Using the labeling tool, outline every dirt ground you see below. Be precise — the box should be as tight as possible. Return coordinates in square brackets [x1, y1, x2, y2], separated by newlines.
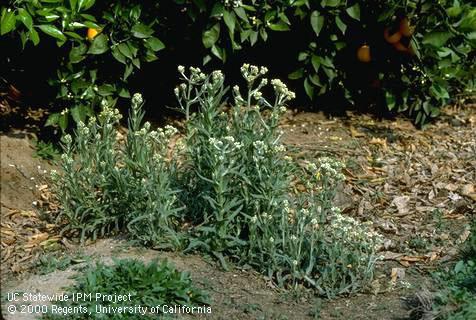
[1, 105, 475, 319]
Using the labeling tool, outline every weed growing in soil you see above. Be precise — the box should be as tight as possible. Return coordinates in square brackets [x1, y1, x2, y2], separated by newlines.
[177, 65, 382, 296]
[33, 140, 61, 161]
[51, 96, 183, 247]
[437, 222, 476, 319]
[431, 260, 476, 319]
[34, 251, 89, 275]
[43, 258, 209, 319]
[410, 222, 476, 320]
[52, 64, 383, 297]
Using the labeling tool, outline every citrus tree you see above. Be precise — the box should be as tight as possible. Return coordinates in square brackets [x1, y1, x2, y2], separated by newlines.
[1, 0, 164, 131]
[1, 0, 475, 127]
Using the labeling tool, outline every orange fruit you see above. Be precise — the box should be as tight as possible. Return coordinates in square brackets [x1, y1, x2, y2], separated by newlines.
[383, 27, 402, 44]
[357, 45, 371, 63]
[399, 17, 414, 37]
[87, 28, 100, 41]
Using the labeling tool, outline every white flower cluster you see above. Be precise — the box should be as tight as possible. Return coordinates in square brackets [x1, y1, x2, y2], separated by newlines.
[63, 134, 73, 145]
[189, 66, 206, 83]
[148, 125, 178, 142]
[270, 79, 296, 101]
[261, 212, 273, 221]
[328, 213, 383, 252]
[253, 140, 268, 154]
[134, 128, 148, 137]
[273, 144, 286, 153]
[317, 157, 346, 181]
[211, 70, 224, 83]
[99, 104, 122, 123]
[50, 169, 59, 181]
[209, 137, 223, 150]
[306, 162, 317, 172]
[132, 93, 143, 107]
[240, 64, 268, 83]
[209, 136, 243, 151]
[310, 218, 319, 230]
[61, 153, 74, 165]
[283, 199, 297, 223]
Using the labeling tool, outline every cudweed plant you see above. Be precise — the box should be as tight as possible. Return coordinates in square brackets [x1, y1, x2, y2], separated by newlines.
[177, 64, 295, 267]
[250, 158, 383, 297]
[52, 94, 183, 248]
[178, 63, 383, 296]
[52, 63, 383, 297]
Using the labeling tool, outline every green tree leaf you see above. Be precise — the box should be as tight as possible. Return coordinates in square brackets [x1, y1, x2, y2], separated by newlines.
[1, 9, 16, 35]
[311, 55, 321, 72]
[304, 77, 314, 99]
[131, 23, 154, 38]
[321, 0, 341, 7]
[58, 112, 69, 132]
[38, 24, 67, 41]
[233, 7, 248, 23]
[69, 0, 78, 12]
[310, 11, 324, 36]
[211, 44, 225, 61]
[422, 31, 452, 47]
[78, 0, 96, 11]
[118, 43, 133, 59]
[202, 23, 220, 48]
[335, 16, 346, 34]
[45, 113, 60, 127]
[88, 33, 108, 54]
[385, 92, 396, 110]
[147, 36, 165, 51]
[17, 8, 33, 30]
[123, 63, 133, 80]
[111, 47, 126, 64]
[223, 10, 236, 36]
[288, 68, 304, 80]
[29, 28, 40, 45]
[69, 42, 87, 63]
[346, 4, 360, 21]
[70, 105, 89, 123]
[268, 22, 290, 31]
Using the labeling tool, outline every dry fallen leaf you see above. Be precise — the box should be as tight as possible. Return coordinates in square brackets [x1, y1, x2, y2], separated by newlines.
[369, 137, 388, 149]
[390, 267, 405, 283]
[392, 196, 410, 215]
[350, 126, 365, 137]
